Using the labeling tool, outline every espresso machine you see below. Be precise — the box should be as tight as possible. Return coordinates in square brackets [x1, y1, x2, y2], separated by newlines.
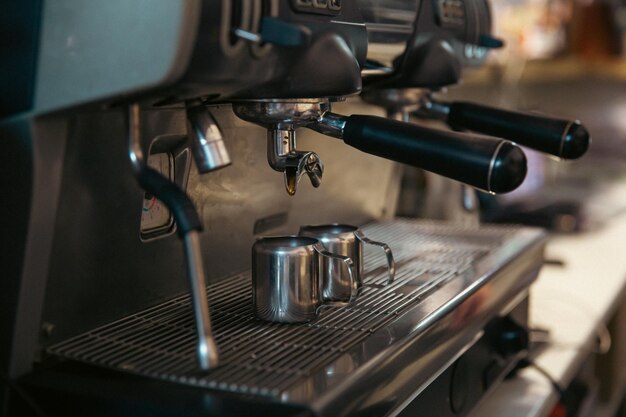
[358, 0, 589, 224]
[1, 1, 588, 416]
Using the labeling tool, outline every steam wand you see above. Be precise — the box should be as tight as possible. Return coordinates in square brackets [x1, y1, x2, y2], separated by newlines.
[127, 104, 219, 370]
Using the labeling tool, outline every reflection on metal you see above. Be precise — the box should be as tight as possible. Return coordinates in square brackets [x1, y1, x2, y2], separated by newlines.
[186, 104, 231, 173]
[126, 104, 220, 370]
[252, 236, 356, 323]
[298, 224, 395, 299]
[127, 104, 144, 174]
[183, 231, 220, 369]
[266, 129, 323, 196]
[232, 100, 327, 195]
[48, 219, 545, 417]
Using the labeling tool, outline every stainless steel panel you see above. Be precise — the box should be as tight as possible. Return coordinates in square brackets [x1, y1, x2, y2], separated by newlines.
[34, 0, 201, 113]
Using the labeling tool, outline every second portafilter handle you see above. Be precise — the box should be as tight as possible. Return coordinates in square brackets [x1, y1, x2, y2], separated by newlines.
[423, 100, 591, 160]
[310, 112, 527, 194]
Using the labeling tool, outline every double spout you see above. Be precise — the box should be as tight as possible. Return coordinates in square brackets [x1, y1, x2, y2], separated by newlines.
[267, 128, 323, 196]
[232, 100, 330, 196]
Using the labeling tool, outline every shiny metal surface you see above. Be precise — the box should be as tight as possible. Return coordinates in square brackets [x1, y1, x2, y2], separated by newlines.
[299, 224, 395, 300]
[421, 98, 452, 120]
[232, 100, 331, 130]
[232, 101, 331, 194]
[462, 184, 479, 212]
[367, 92, 481, 225]
[39, 100, 401, 349]
[310, 112, 347, 139]
[487, 140, 506, 195]
[356, 0, 419, 67]
[48, 220, 546, 417]
[127, 104, 144, 174]
[186, 105, 231, 173]
[252, 236, 355, 323]
[183, 231, 220, 369]
[267, 129, 324, 196]
[355, 229, 396, 286]
[127, 104, 219, 370]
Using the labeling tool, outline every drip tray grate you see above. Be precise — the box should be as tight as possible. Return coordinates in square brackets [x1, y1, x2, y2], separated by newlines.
[47, 220, 523, 398]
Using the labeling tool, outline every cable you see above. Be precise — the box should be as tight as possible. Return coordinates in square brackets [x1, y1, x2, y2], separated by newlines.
[0, 373, 49, 417]
[518, 358, 565, 399]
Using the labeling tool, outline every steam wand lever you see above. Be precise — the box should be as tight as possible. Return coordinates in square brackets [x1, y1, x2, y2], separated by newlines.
[128, 104, 220, 371]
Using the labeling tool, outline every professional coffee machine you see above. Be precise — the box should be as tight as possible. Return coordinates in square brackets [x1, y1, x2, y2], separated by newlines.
[1, 1, 588, 416]
[358, 0, 589, 224]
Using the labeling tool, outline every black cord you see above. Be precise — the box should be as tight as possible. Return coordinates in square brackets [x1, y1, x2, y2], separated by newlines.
[518, 358, 566, 399]
[0, 373, 49, 417]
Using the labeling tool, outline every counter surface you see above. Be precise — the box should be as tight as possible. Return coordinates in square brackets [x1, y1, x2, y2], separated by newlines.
[469, 185, 626, 417]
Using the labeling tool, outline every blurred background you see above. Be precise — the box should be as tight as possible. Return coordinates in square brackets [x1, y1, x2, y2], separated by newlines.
[447, 0, 626, 232]
[446, 1, 626, 415]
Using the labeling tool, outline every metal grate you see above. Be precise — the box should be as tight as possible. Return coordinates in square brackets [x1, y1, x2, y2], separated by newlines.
[47, 220, 517, 398]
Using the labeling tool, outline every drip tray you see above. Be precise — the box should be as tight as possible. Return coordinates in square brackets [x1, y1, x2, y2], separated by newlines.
[47, 220, 546, 416]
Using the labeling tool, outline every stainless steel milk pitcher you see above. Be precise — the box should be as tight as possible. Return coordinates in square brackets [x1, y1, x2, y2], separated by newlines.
[299, 224, 395, 301]
[252, 236, 357, 323]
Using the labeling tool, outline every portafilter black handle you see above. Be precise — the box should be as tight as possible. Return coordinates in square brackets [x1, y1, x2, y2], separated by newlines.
[439, 101, 590, 160]
[311, 113, 527, 194]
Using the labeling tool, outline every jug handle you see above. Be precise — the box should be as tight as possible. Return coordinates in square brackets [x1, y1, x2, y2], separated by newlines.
[315, 244, 358, 309]
[355, 230, 396, 285]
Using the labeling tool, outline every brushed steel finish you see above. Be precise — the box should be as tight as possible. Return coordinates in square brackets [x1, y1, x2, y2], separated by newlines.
[38, 101, 401, 348]
[252, 236, 356, 323]
[48, 220, 546, 417]
[299, 224, 395, 301]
